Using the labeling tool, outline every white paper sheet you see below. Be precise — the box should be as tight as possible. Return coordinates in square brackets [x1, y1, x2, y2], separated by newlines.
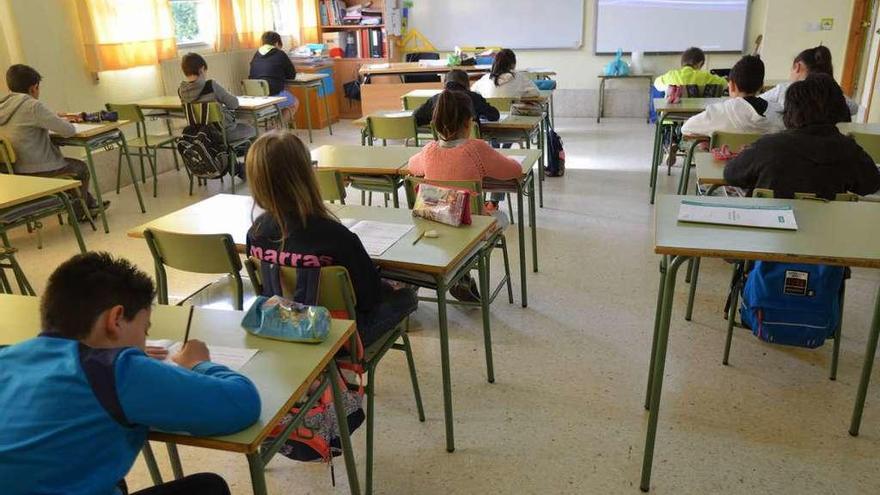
[418, 59, 448, 68]
[508, 155, 527, 164]
[146, 339, 259, 371]
[677, 200, 798, 231]
[346, 220, 414, 256]
[71, 123, 104, 134]
[384, 111, 413, 118]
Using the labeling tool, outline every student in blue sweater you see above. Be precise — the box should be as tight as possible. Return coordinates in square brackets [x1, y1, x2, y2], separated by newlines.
[0, 252, 261, 495]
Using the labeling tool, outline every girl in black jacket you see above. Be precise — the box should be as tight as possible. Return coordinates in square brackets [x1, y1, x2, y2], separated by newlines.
[724, 74, 880, 199]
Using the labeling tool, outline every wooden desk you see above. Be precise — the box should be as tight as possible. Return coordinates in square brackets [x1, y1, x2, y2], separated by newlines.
[136, 96, 287, 137]
[286, 73, 334, 143]
[311, 144, 418, 175]
[692, 151, 726, 187]
[837, 122, 880, 135]
[640, 195, 880, 492]
[596, 74, 654, 123]
[127, 195, 499, 453]
[649, 98, 728, 205]
[0, 294, 361, 495]
[52, 120, 144, 233]
[0, 174, 88, 255]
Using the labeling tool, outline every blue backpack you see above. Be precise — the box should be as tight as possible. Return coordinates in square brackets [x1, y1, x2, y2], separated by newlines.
[739, 261, 845, 348]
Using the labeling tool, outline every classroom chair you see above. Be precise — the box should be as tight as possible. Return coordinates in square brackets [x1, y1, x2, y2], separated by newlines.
[0, 246, 33, 296]
[105, 103, 180, 198]
[679, 131, 763, 195]
[0, 138, 92, 255]
[143, 228, 256, 311]
[848, 132, 880, 164]
[315, 169, 346, 204]
[485, 97, 515, 112]
[400, 96, 436, 143]
[240, 79, 285, 132]
[700, 190, 856, 381]
[182, 102, 251, 195]
[244, 259, 424, 495]
[353, 115, 419, 207]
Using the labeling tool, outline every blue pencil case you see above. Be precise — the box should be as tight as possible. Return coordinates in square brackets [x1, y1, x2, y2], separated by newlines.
[241, 296, 330, 343]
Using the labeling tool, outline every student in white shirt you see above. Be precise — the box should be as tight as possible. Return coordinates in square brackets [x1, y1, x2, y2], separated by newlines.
[471, 49, 539, 98]
[682, 55, 784, 136]
[760, 45, 858, 116]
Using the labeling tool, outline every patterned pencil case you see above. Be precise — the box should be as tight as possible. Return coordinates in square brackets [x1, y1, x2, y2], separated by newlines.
[241, 295, 330, 343]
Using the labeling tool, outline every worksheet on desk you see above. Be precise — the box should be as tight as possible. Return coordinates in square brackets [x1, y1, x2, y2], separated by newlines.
[677, 200, 798, 231]
[346, 220, 414, 256]
[146, 339, 259, 371]
[508, 155, 527, 164]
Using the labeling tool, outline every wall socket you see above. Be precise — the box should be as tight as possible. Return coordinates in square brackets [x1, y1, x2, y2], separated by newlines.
[820, 18, 834, 31]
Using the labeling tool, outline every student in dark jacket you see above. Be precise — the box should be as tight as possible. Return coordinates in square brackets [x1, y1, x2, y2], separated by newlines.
[245, 130, 417, 347]
[249, 31, 299, 128]
[413, 69, 500, 127]
[724, 74, 880, 199]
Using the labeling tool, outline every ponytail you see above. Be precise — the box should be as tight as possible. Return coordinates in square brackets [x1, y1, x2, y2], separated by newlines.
[794, 45, 834, 77]
[490, 49, 517, 87]
[432, 90, 474, 141]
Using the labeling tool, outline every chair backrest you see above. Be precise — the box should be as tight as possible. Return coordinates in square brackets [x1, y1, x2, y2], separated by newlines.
[752, 189, 860, 202]
[185, 102, 228, 142]
[367, 115, 419, 142]
[144, 228, 243, 306]
[315, 168, 346, 204]
[105, 103, 145, 124]
[485, 97, 515, 112]
[0, 138, 16, 174]
[242, 79, 270, 97]
[402, 95, 431, 110]
[710, 131, 762, 150]
[245, 258, 357, 317]
[849, 132, 880, 164]
[404, 176, 484, 214]
[429, 121, 481, 140]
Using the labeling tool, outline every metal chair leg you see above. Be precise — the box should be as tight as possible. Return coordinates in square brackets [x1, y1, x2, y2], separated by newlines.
[400, 329, 425, 422]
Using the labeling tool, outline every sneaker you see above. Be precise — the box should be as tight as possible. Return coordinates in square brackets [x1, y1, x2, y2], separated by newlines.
[449, 274, 481, 303]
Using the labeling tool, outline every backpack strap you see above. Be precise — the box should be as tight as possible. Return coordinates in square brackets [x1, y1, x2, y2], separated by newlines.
[199, 102, 210, 126]
[199, 79, 214, 97]
[77, 344, 134, 428]
[259, 261, 284, 297]
[294, 268, 321, 306]
[184, 103, 197, 127]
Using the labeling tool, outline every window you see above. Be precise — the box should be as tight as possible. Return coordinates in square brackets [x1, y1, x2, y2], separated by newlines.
[170, 0, 215, 46]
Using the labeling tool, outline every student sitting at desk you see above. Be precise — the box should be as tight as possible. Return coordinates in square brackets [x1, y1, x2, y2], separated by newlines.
[414, 69, 500, 127]
[724, 74, 880, 199]
[760, 45, 858, 118]
[653, 47, 727, 93]
[178, 53, 257, 143]
[0, 252, 261, 495]
[249, 31, 299, 128]
[0, 64, 106, 219]
[245, 130, 417, 347]
[470, 48, 539, 98]
[408, 90, 521, 302]
[682, 55, 783, 136]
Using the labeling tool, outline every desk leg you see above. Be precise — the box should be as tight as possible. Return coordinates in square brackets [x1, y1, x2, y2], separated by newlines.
[436, 277, 456, 452]
[119, 133, 147, 214]
[649, 113, 665, 205]
[640, 255, 689, 492]
[849, 283, 880, 436]
[329, 360, 362, 495]
[141, 442, 163, 485]
[57, 193, 87, 253]
[538, 118, 545, 208]
[549, 91, 555, 128]
[597, 78, 605, 124]
[321, 80, 334, 136]
[247, 452, 269, 495]
[644, 256, 667, 409]
[478, 253, 495, 383]
[516, 186, 527, 308]
[82, 146, 110, 233]
[166, 443, 184, 480]
[528, 174, 538, 274]
[646, 80, 652, 124]
[304, 87, 314, 143]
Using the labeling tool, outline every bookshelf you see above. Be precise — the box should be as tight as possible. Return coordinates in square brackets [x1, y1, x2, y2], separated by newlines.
[316, 0, 394, 118]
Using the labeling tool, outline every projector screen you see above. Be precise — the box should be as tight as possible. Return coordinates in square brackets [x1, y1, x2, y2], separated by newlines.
[595, 0, 748, 54]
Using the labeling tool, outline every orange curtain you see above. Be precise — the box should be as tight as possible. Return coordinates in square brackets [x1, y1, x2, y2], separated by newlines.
[215, 0, 275, 51]
[76, 0, 177, 72]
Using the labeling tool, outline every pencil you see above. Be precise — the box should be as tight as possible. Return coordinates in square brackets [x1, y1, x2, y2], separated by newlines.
[183, 305, 194, 345]
[412, 230, 426, 245]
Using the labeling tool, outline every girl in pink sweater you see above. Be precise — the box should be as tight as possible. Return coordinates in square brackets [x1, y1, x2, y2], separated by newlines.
[407, 90, 522, 183]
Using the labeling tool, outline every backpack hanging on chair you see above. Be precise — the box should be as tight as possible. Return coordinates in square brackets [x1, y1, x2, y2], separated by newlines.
[257, 262, 366, 462]
[545, 120, 565, 177]
[177, 99, 233, 181]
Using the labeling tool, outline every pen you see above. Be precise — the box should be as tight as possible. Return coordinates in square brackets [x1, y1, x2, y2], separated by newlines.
[412, 230, 426, 245]
[183, 305, 194, 345]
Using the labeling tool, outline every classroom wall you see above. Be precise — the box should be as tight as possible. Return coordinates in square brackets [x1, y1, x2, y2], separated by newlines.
[406, 0, 855, 118]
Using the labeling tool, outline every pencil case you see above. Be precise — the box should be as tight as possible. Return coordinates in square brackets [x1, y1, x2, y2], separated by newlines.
[241, 295, 330, 343]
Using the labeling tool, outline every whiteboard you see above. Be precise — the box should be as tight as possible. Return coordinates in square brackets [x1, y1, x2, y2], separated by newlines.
[595, 0, 748, 54]
[408, 0, 584, 50]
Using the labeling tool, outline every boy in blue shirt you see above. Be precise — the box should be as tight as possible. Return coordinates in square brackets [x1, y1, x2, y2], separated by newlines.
[0, 252, 261, 495]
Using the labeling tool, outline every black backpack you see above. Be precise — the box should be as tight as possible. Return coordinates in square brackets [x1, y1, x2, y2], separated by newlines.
[177, 100, 233, 180]
[545, 122, 565, 177]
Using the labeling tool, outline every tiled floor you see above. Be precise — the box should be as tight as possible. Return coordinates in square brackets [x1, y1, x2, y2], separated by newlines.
[7, 119, 880, 494]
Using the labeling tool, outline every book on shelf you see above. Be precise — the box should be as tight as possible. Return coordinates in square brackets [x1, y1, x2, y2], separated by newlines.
[337, 28, 386, 59]
[319, 0, 383, 26]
